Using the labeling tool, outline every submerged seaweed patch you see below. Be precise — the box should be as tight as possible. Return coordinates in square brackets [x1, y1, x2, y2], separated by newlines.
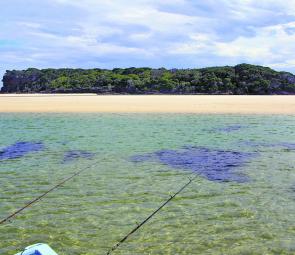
[130, 146, 256, 183]
[213, 125, 244, 133]
[276, 142, 295, 150]
[0, 142, 44, 161]
[63, 150, 95, 163]
[240, 141, 295, 151]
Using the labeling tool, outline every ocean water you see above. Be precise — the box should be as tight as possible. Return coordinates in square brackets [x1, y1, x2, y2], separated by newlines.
[0, 113, 294, 255]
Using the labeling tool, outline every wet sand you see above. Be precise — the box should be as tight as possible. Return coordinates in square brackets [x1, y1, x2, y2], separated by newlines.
[0, 94, 294, 114]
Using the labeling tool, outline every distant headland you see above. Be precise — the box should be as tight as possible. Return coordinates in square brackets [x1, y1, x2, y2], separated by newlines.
[1, 64, 295, 94]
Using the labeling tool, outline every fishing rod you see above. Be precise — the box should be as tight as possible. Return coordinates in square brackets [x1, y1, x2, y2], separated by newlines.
[2, 156, 198, 254]
[0, 160, 99, 225]
[106, 174, 198, 255]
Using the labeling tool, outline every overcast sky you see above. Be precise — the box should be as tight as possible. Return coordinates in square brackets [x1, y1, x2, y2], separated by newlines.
[1, 0, 295, 85]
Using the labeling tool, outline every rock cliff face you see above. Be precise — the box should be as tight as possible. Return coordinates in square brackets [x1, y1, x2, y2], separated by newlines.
[2, 69, 47, 93]
[1, 64, 295, 94]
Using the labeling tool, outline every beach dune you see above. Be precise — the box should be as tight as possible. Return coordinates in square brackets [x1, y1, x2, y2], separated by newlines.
[0, 94, 294, 114]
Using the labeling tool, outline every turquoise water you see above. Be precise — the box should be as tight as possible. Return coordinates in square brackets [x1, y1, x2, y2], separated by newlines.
[0, 113, 295, 255]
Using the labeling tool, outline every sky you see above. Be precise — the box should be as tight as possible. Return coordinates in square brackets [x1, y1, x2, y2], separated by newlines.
[1, 0, 295, 85]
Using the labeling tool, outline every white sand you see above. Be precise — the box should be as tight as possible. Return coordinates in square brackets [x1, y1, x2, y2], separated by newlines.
[0, 94, 294, 114]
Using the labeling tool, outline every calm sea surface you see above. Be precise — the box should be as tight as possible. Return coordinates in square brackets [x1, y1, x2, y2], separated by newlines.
[0, 113, 294, 255]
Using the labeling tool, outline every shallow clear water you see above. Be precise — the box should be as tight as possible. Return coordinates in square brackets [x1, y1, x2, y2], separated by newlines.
[0, 113, 295, 255]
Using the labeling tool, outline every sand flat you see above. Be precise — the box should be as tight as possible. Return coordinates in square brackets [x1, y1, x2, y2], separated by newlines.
[0, 94, 294, 114]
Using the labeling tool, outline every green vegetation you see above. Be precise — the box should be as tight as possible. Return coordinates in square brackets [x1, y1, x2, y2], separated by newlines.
[2, 64, 295, 94]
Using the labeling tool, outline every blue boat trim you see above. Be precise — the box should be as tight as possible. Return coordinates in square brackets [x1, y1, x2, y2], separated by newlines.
[15, 243, 58, 255]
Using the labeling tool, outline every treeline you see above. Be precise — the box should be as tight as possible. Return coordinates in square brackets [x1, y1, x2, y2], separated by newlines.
[2, 64, 295, 94]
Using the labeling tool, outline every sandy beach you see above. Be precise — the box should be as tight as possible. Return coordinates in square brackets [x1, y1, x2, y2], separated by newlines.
[0, 94, 294, 114]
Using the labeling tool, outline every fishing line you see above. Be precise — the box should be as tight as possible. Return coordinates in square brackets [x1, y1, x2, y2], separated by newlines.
[106, 174, 198, 255]
[0, 160, 99, 225]
[2, 152, 199, 255]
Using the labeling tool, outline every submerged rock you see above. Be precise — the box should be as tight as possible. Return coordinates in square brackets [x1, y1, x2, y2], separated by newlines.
[63, 150, 95, 163]
[0, 141, 44, 160]
[130, 146, 257, 183]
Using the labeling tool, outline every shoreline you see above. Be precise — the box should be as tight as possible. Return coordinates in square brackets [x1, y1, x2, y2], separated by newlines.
[0, 95, 294, 114]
